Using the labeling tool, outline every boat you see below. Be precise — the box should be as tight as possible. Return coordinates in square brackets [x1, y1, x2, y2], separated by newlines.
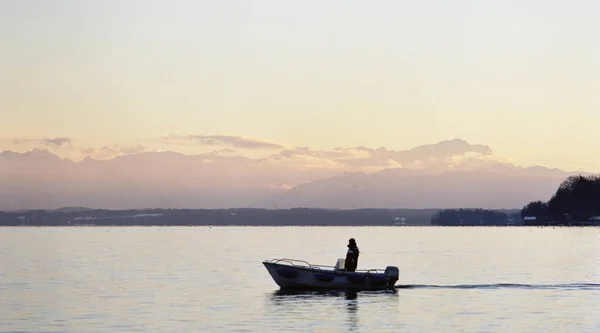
[262, 258, 399, 290]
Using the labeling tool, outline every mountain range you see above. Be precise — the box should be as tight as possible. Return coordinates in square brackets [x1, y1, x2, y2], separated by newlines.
[0, 139, 590, 211]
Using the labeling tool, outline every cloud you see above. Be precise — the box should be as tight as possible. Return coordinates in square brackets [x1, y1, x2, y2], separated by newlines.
[41, 137, 72, 148]
[119, 144, 146, 155]
[264, 183, 298, 190]
[80, 146, 120, 160]
[262, 139, 497, 172]
[11, 138, 30, 145]
[268, 147, 383, 171]
[8, 134, 507, 174]
[161, 134, 285, 150]
[393, 138, 492, 162]
[12, 137, 73, 148]
[260, 152, 344, 170]
[80, 145, 149, 160]
[278, 146, 371, 160]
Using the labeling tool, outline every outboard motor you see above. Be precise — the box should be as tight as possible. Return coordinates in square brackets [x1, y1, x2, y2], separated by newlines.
[384, 266, 400, 289]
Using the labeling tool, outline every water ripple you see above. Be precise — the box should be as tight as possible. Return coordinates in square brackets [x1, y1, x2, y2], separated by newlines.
[398, 283, 600, 290]
[2, 226, 600, 333]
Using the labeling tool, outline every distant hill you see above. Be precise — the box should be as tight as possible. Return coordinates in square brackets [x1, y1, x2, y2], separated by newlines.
[256, 168, 578, 210]
[0, 139, 591, 210]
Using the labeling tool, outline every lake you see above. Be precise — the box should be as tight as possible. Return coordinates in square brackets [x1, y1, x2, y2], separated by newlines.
[1, 226, 600, 332]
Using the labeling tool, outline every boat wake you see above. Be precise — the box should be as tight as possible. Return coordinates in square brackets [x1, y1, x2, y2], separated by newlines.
[396, 283, 600, 290]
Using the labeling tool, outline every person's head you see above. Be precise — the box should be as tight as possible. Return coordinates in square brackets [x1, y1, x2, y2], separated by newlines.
[348, 238, 357, 247]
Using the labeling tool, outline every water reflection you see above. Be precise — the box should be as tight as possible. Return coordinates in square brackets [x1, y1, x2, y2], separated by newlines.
[266, 289, 398, 332]
[345, 291, 358, 332]
[270, 288, 397, 298]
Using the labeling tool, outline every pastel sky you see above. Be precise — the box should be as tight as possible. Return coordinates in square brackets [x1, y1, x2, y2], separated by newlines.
[1, 0, 599, 171]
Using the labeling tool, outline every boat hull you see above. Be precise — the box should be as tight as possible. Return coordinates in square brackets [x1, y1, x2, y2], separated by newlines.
[263, 261, 399, 291]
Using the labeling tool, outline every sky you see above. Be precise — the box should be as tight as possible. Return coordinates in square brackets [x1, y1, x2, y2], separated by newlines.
[1, 0, 599, 171]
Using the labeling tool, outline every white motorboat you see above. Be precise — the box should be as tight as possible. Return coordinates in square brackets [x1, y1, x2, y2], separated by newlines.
[263, 258, 399, 290]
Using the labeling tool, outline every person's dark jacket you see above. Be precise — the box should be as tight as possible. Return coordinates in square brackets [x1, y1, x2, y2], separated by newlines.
[345, 245, 359, 271]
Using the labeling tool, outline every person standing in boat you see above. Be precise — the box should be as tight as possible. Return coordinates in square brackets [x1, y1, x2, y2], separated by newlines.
[345, 238, 359, 272]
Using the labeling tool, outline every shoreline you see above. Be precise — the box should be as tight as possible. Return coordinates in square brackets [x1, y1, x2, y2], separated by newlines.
[1, 207, 596, 227]
[2, 224, 599, 228]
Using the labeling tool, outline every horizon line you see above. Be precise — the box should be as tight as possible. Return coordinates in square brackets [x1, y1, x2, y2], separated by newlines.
[2, 206, 524, 213]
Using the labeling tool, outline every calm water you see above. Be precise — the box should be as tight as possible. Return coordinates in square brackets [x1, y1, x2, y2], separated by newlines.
[1, 226, 600, 332]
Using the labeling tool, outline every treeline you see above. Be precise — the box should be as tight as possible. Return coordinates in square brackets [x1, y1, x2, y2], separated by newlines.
[521, 174, 600, 225]
[0, 208, 437, 226]
[430, 208, 519, 226]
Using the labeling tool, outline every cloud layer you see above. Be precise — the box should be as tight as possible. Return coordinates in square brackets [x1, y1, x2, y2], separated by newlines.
[0, 137, 582, 211]
[161, 134, 285, 150]
[4, 135, 505, 173]
[79, 145, 148, 160]
[12, 137, 73, 148]
[6, 135, 500, 172]
[259, 138, 500, 173]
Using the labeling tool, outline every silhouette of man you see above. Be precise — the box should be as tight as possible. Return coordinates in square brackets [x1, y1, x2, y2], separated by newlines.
[345, 238, 359, 272]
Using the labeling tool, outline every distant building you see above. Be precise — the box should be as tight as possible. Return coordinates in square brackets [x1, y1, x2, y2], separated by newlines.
[394, 216, 406, 226]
